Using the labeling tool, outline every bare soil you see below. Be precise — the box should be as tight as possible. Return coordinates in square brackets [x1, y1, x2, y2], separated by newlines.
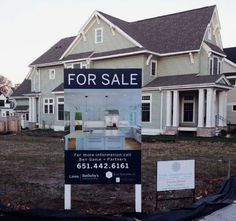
[0, 132, 236, 214]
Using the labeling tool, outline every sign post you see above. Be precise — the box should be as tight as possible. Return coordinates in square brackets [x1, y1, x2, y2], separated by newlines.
[64, 69, 142, 212]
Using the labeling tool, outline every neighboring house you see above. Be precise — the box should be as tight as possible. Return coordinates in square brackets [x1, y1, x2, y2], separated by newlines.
[223, 47, 236, 125]
[16, 5, 233, 136]
[0, 92, 14, 117]
[10, 78, 31, 128]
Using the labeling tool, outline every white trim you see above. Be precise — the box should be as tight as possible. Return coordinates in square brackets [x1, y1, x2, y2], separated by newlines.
[98, 12, 143, 48]
[95, 27, 103, 44]
[178, 127, 197, 131]
[52, 91, 64, 95]
[142, 93, 152, 123]
[49, 69, 56, 80]
[150, 60, 157, 76]
[160, 90, 163, 129]
[90, 50, 147, 61]
[146, 54, 153, 65]
[30, 49, 201, 68]
[207, 26, 212, 40]
[141, 128, 163, 135]
[57, 96, 64, 121]
[181, 95, 196, 124]
[43, 98, 54, 114]
[143, 82, 233, 91]
[232, 104, 236, 112]
[60, 11, 143, 60]
[189, 52, 194, 64]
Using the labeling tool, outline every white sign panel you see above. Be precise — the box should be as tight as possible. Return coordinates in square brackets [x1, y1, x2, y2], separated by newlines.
[157, 160, 195, 191]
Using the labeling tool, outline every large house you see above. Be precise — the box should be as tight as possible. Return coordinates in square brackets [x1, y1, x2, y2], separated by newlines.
[11, 5, 233, 137]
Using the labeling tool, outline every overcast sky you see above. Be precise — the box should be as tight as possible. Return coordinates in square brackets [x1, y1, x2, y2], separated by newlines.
[1, 0, 236, 84]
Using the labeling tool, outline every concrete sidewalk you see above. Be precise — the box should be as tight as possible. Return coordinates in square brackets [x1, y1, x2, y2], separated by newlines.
[200, 201, 236, 221]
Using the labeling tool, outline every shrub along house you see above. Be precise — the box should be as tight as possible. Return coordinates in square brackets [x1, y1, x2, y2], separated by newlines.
[13, 5, 233, 136]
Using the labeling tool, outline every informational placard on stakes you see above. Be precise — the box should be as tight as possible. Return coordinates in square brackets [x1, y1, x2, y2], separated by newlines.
[157, 160, 195, 191]
[64, 69, 142, 211]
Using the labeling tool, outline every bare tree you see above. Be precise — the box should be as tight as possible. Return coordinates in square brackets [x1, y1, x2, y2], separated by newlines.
[0, 75, 13, 97]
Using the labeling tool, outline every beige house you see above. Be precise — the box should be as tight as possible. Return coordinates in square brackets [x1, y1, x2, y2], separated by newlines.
[11, 5, 233, 136]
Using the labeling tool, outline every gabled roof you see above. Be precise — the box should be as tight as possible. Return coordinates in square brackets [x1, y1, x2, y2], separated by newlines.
[30, 36, 76, 66]
[144, 74, 232, 88]
[224, 47, 236, 63]
[99, 6, 215, 54]
[11, 79, 31, 97]
[30, 6, 216, 66]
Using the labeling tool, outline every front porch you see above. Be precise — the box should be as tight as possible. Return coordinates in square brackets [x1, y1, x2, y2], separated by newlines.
[165, 88, 228, 137]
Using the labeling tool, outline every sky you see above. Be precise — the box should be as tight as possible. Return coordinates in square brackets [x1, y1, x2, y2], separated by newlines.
[1, 0, 236, 84]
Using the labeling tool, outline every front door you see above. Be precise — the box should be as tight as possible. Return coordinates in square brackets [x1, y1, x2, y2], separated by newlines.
[181, 95, 195, 124]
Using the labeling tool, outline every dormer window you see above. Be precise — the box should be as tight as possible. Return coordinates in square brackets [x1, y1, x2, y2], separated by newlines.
[207, 27, 212, 40]
[95, 28, 103, 43]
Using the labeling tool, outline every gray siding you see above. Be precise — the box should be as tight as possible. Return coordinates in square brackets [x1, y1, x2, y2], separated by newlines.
[158, 53, 199, 76]
[39, 65, 64, 129]
[142, 91, 162, 129]
[199, 47, 209, 75]
[70, 19, 135, 55]
[223, 62, 236, 73]
[92, 55, 154, 86]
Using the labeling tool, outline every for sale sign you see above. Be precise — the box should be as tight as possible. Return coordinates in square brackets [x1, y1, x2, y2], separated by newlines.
[64, 69, 142, 185]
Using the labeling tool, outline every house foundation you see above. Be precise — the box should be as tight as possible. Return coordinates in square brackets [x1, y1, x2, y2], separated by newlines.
[197, 128, 215, 137]
[165, 127, 178, 135]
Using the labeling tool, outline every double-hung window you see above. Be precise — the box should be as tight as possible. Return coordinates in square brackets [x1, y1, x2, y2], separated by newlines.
[142, 95, 151, 122]
[57, 97, 64, 121]
[95, 28, 103, 43]
[44, 98, 54, 114]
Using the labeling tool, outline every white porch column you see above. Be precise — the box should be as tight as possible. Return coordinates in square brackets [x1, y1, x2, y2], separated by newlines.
[29, 97, 32, 122]
[198, 89, 205, 127]
[206, 88, 215, 127]
[212, 89, 216, 127]
[218, 91, 227, 127]
[166, 91, 172, 127]
[31, 97, 36, 122]
[173, 90, 179, 127]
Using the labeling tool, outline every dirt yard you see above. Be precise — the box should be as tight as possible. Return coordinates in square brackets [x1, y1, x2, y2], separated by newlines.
[0, 132, 236, 214]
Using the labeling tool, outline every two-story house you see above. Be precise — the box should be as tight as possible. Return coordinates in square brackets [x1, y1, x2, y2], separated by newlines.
[13, 5, 233, 136]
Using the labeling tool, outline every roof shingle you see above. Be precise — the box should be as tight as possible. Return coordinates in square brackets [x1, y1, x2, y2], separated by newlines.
[30, 6, 216, 66]
[144, 74, 225, 88]
[11, 79, 31, 97]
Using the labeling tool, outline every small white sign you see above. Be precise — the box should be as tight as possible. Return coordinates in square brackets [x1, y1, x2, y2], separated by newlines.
[157, 160, 195, 191]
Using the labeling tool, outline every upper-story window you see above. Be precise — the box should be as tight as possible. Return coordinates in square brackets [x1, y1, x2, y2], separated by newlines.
[207, 27, 212, 40]
[73, 63, 87, 69]
[95, 28, 103, 44]
[209, 56, 222, 75]
[0, 100, 4, 106]
[150, 60, 157, 76]
[49, 69, 56, 80]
